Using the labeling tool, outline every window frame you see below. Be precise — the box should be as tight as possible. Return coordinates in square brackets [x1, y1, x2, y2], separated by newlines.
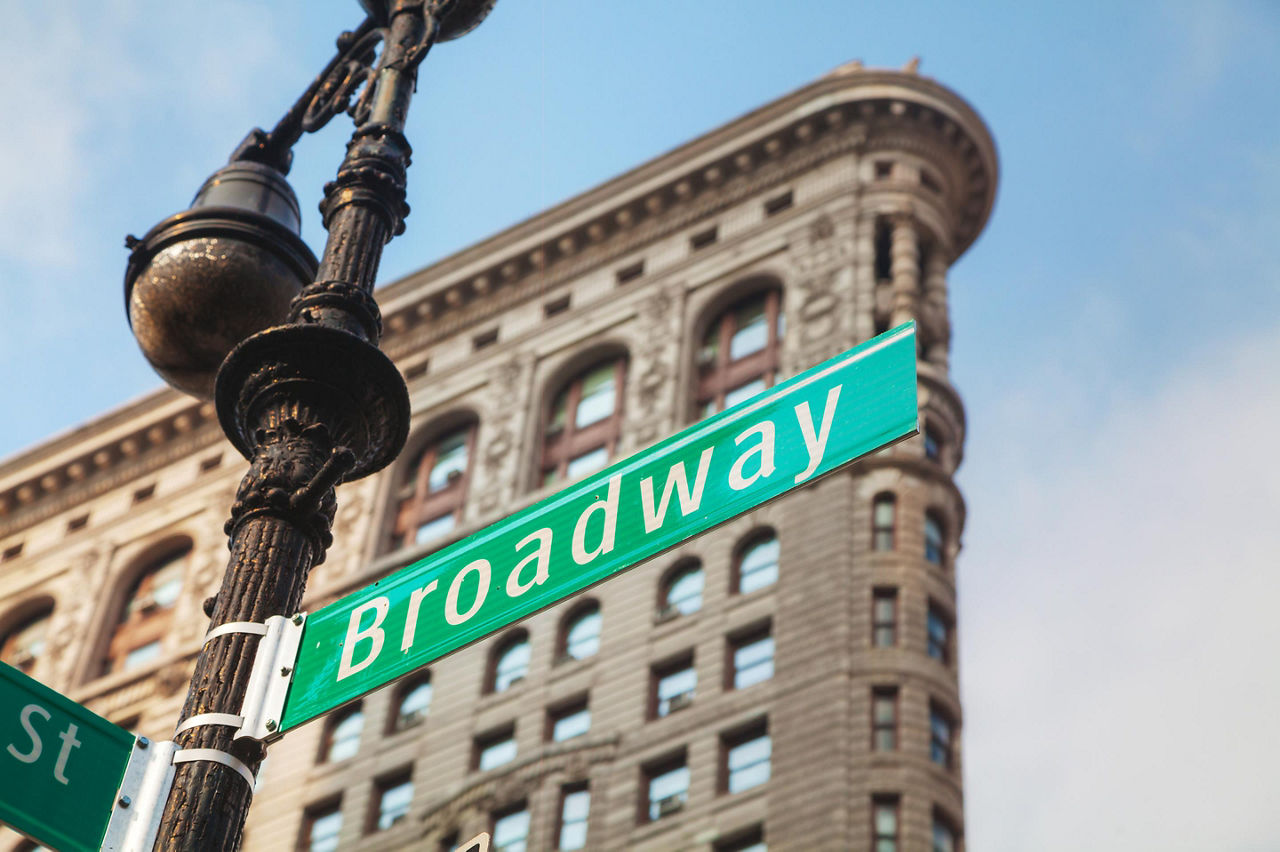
[487, 630, 531, 694]
[727, 623, 774, 691]
[558, 601, 602, 664]
[872, 493, 897, 552]
[720, 720, 771, 795]
[299, 797, 343, 852]
[103, 542, 192, 677]
[650, 653, 697, 719]
[695, 288, 785, 417]
[491, 802, 531, 852]
[930, 702, 956, 769]
[556, 783, 591, 850]
[641, 751, 690, 823]
[391, 420, 477, 551]
[546, 695, 591, 743]
[927, 600, 953, 664]
[924, 510, 946, 566]
[389, 673, 432, 734]
[0, 603, 54, 675]
[540, 357, 628, 487]
[319, 704, 364, 765]
[658, 559, 704, 620]
[368, 769, 414, 834]
[872, 794, 900, 852]
[871, 686, 899, 751]
[474, 724, 518, 772]
[872, 587, 898, 648]
[734, 531, 779, 595]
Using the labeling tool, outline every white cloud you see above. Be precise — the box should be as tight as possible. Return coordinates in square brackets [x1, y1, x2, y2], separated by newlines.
[962, 317, 1280, 850]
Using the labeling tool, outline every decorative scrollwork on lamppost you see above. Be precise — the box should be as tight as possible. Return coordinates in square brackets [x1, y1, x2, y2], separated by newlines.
[122, 1, 497, 848]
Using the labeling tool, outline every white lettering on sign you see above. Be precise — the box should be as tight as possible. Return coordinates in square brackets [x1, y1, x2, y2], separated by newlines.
[640, 447, 714, 533]
[327, 377, 864, 684]
[5, 702, 82, 785]
[571, 475, 621, 565]
[338, 597, 389, 681]
[728, 421, 776, 491]
[445, 559, 491, 625]
[793, 384, 842, 484]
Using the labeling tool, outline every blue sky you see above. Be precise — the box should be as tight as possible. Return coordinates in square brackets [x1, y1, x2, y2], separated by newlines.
[2, 1, 1279, 848]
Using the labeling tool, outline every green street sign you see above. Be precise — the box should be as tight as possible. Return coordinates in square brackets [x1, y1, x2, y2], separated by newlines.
[279, 322, 919, 731]
[0, 663, 136, 852]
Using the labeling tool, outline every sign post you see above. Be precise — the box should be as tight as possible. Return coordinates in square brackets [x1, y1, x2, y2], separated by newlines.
[0, 663, 138, 852]
[257, 323, 917, 733]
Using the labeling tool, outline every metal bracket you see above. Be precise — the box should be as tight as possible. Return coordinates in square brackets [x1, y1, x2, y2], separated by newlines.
[100, 738, 178, 852]
[234, 613, 305, 742]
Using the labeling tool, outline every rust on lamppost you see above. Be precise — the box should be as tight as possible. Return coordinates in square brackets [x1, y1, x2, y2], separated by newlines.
[122, 1, 497, 848]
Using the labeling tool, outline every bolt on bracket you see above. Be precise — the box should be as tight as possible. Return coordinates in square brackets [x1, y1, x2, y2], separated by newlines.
[235, 613, 304, 743]
[100, 737, 178, 851]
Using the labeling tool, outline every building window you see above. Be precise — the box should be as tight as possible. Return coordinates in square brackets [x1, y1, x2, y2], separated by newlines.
[690, 226, 719, 250]
[1, 606, 53, 674]
[541, 357, 627, 487]
[931, 703, 955, 769]
[872, 588, 897, 647]
[927, 603, 952, 663]
[872, 494, 896, 551]
[392, 422, 475, 549]
[874, 218, 893, 281]
[652, 655, 697, 718]
[548, 697, 591, 743]
[371, 773, 413, 833]
[925, 511, 945, 565]
[104, 542, 190, 675]
[616, 260, 645, 285]
[874, 160, 893, 179]
[488, 631, 530, 693]
[933, 811, 959, 852]
[763, 191, 793, 216]
[391, 674, 432, 733]
[923, 423, 941, 461]
[320, 705, 363, 764]
[696, 289, 785, 417]
[659, 560, 704, 619]
[736, 533, 779, 594]
[723, 723, 771, 793]
[872, 796, 900, 852]
[475, 726, 518, 771]
[558, 785, 590, 850]
[729, 627, 774, 690]
[492, 804, 530, 852]
[643, 754, 689, 822]
[872, 687, 898, 751]
[559, 602, 602, 662]
[715, 825, 767, 852]
[301, 800, 343, 852]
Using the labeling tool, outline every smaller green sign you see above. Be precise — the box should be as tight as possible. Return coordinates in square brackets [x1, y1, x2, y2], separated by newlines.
[0, 663, 135, 852]
[280, 323, 918, 730]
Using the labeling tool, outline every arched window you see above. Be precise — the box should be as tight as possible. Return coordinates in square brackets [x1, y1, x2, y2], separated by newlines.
[696, 288, 785, 417]
[541, 357, 628, 487]
[104, 542, 190, 676]
[320, 704, 363, 763]
[391, 674, 432, 733]
[560, 603, 602, 663]
[925, 511, 945, 565]
[392, 420, 476, 549]
[489, 631, 530, 693]
[735, 533, 779, 594]
[659, 562, 704, 619]
[872, 494, 896, 552]
[0, 605, 53, 675]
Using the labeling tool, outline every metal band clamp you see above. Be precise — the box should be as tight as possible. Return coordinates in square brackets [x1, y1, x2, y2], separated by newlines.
[172, 748, 257, 792]
[203, 621, 269, 645]
[174, 713, 245, 736]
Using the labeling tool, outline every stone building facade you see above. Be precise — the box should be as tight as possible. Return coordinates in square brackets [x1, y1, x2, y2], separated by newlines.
[0, 61, 995, 851]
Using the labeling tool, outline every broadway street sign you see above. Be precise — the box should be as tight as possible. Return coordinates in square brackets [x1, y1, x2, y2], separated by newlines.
[278, 322, 919, 731]
[0, 662, 136, 852]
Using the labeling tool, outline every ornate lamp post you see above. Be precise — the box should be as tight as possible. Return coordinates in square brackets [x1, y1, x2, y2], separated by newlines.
[122, 1, 496, 848]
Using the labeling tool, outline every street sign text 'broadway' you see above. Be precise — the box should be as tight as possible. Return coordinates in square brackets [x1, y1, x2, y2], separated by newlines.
[280, 323, 919, 730]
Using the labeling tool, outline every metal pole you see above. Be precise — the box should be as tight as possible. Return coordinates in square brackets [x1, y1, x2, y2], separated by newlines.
[153, 3, 445, 848]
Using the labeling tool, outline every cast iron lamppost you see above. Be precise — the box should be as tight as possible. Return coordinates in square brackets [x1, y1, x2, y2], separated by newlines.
[123, 1, 495, 848]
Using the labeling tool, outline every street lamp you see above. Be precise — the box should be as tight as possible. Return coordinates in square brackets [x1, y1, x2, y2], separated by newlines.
[122, 1, 496, 848]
